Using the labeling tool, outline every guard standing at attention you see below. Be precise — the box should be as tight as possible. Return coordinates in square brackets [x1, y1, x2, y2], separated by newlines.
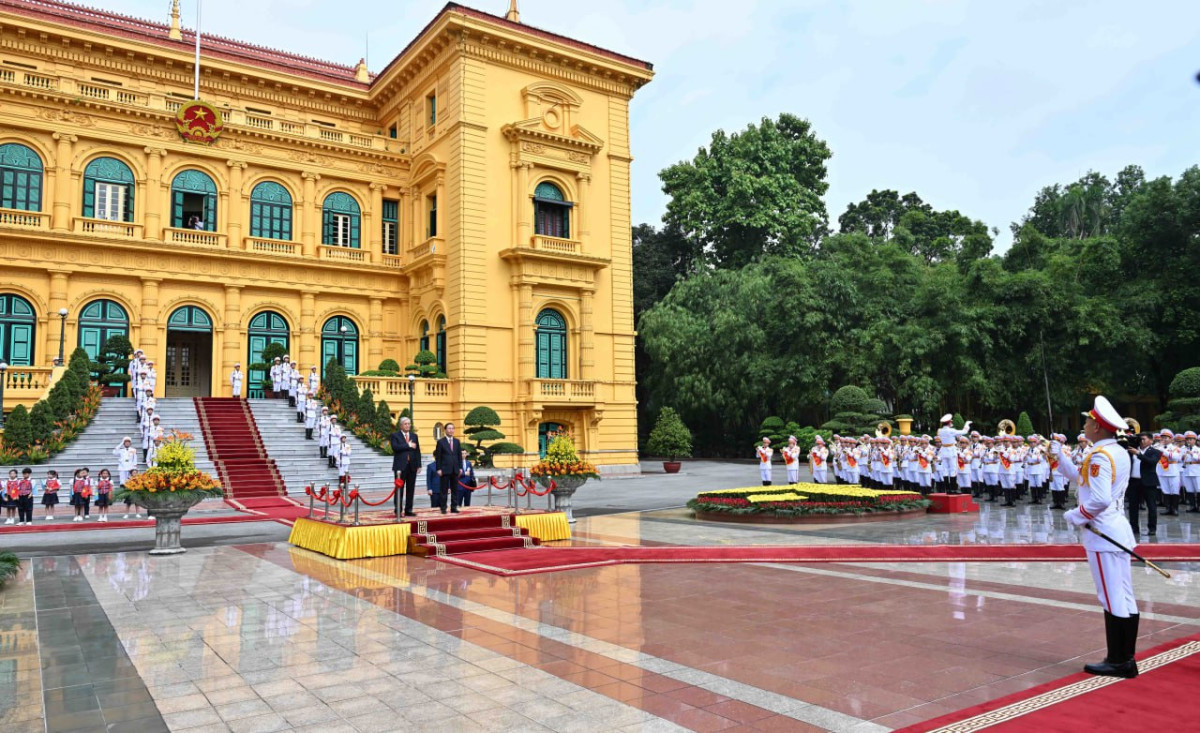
[1052, 395, 1140, 678]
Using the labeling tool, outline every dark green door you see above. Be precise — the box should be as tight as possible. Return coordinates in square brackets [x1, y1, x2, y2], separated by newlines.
[538, 422, 565, 459]
[247, 311, 289, 398]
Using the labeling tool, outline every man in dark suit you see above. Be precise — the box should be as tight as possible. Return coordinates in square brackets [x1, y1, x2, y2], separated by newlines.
[389, 417, 421, 518]
[433, 422, 464, 514]
[1127, 432, 1161, 536]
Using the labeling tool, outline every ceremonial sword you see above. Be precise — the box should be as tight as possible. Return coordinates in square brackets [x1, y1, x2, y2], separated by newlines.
[1085, 525, 1172, 579]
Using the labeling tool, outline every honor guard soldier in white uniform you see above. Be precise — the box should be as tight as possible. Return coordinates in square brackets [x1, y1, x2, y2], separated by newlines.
[1158, 429, 1182, 515]
[756, 438, 774, 486]
[308, 365, 320, 395]
[318, 408, 332, 458]
[782, 436, 801, 485]
[1183, 431, 1200, 513]
[936, 415, 972, 494]
[113, 437, 138, 486]
[809, 436, 829, 484]
[1053, 395, 1140, 678]
[304, 397, 318, 440]
[230, 363, 244, 398]
[328, 417, 342, 468]
[295, 378, 308, 423]
[269, 357, 283, 398]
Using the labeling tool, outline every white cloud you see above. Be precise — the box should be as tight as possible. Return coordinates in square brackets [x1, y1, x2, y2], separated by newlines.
[114, 0, 1200, 248]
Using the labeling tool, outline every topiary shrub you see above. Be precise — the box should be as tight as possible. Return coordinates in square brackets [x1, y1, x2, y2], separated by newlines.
[830, 386, 871, 415]
[1016, 411, 1035, 436]
[646, 407, 692, 460]
[822, 386, 886, 436]
[407, 350, 439, 378]
[373, 400, 394, 437]
[261, 341, 288, 365]
[29, 401, 53, 445]
[758, 416, 786, 445]
[1158, 366, 1200, 432]
[1170, 367, 1200, 399]
[378, 358, 401, 373]
[464, 406, 506, 466]
[1, 405, 33, 454]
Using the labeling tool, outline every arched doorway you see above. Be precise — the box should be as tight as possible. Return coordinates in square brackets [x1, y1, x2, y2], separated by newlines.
[321, 316, 358, 376]
[247, 311, 289, 398]
[0, 293, 36, 366]
[165, 305, 213, 397]
[538, 421, 565, 459]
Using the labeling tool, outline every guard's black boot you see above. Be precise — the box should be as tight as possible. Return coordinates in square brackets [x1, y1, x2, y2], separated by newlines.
[762, 481, 771, 486]
[1085, 612, 1138, 678]
[305, 428, 313, 440]
[1188, 493, 1200, 513]
[1002, 489, 1016, 507]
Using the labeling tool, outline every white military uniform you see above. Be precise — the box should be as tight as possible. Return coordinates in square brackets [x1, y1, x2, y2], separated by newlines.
[756, 444, 774, 484]
[304, 400, 318, 438]
[1056, 435, 1137, 618]
[113, 441, 138, 484]
[308, 368, 320, 394]
[230, 368, 244, 397]
[936, 417, 971, 484]
[337, 438, 352, 478]
[809, 443, 829, 484]
[782, 442, 801, 484]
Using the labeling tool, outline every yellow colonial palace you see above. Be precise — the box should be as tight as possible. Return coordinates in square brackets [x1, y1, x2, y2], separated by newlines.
[0, 0, 652, 470]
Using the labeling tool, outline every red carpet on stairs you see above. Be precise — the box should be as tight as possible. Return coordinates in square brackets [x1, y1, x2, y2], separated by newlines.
[895, 632, 1200, 732]
[195, 397, 297, 514]
[433, 543, 1200, 576]
[407, 513, 539, 556]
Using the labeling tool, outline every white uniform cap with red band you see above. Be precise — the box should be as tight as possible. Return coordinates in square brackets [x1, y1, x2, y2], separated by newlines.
[940, 413, 953, 424]
[1186, 431, 1198, 439]
[1082, 395, 1125, 434]
[1160, 429, 1174, 439]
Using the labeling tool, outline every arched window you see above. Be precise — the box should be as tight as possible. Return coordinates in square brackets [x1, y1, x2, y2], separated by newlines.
[435, 316, 447, 375]
[419, 320, 430, 353]
[0, 143, 43, 212]
[534, 182, 571, 239]
[77, 299, 129, 360]
[535, 308, 567, 379]
[250, 181, 292, 241]
[247, 311, 289, 398]
[167, 306, 212, 332]
[321, 316, 359, 375]
[322, 192, 361, 248]
[0, 293, 36, 366]
[170, 170, 217, 231]
[83, 157, 135, 222]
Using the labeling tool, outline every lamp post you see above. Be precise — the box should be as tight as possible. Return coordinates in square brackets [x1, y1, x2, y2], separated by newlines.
[0, 361, 7, 429]
[55, 308, 68, 366]
[338, 325, 348, 370]
[407, 373, 415, 427]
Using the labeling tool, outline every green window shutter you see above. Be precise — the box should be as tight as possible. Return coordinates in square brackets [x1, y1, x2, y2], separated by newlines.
[83, 179, 95, 218]
[322, 208, 333, 245]
[172, 190, 185, 228]
[122, 184, 134, 222]
[9, 323, 33, 365]
[204, 194, 216, 231]
[350, 212, 360, 248]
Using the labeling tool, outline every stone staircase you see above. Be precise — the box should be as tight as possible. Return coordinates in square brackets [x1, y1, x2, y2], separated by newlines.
[28, 398, 217, 483]
[407, 513, 539, 556]
[246, 398, 413, 496]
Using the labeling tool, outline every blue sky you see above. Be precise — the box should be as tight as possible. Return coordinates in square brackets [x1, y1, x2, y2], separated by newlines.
[117, 0, 1200, 249]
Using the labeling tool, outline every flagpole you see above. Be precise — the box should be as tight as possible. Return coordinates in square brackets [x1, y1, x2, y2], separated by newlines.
[193, 0, 202, 99]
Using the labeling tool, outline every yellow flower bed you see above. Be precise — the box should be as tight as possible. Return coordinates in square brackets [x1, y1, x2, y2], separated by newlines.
[747, 493, 808, 503]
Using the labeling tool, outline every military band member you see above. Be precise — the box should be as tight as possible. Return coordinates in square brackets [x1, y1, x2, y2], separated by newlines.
[782, 436, 801, 485]
[756, 438, 774, 486]
[810, 436, 829, 484]
[1052, 395, 1140, 678]
[1026, 435, 1048, 505]
[936, 414, 972, 493]
[844, 438, 862, 486]
[1158, 429, 1182, 515]
[969, 431, 984, 493]
[953, 436, 972, 495]
[1049, 434, 1070, 509]
[1000, 435, 1020, 506]
[1183, 431, 1200, 513]
[230, 363, 244, 398]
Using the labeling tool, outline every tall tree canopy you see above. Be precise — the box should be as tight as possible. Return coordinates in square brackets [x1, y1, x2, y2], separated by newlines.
[659, 114, 832, 268]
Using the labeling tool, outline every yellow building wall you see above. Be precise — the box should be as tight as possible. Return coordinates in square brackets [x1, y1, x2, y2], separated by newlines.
[0, 4, 651, 470]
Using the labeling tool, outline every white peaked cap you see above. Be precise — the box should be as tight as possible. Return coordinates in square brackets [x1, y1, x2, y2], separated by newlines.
[1082, 395, 1124, 433]
[940, 413, 953, 423]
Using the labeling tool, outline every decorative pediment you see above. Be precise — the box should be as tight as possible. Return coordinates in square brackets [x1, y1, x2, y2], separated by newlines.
[502, 119, 605, 156]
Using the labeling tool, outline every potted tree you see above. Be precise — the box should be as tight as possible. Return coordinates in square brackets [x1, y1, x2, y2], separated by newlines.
[93, 334, 133, 397]
[647, 407, 692, 473]
[114, 431, 224, 555]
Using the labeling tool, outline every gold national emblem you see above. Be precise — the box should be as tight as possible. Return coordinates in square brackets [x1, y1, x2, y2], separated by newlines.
[1090, 463, 1101, 478]
[175, 100, 225, 144]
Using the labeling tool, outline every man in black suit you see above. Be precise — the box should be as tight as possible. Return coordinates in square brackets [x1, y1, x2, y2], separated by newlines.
[389, 417, 421, 518]
[434, 422, 464, 514]
[1127, 432, 1161, 536]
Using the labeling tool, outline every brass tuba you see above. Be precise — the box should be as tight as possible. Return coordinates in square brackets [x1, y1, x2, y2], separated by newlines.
[998, 419, 1016, 436]
[1125, 417, 1141, 434]
[876, 421, 892, 438]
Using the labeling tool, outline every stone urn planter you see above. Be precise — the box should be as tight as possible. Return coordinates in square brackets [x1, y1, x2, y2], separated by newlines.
[662, 461, 682, 474]
[124, 492, 211, 555]
[536, 476, 589, 524]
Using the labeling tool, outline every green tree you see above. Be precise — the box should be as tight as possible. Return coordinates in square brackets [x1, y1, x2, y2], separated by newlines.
[261, 342, 288, 365]
[839, 189, 931, 240]
[758, 416, 786, 445]
[405, 349, 439, 379]
[94, 334, 133, 389]
[1157, 367, 1200, 433]
[356, 388, 376, 429]
[646, 407, 692, 460]
[29, 401, 53, 445]
[463, 406, 506, 466]
[660, 113, 832, 268]
[1016, 411, 1035, 436]
[378, 359, 400, 373]
[1, 405, 33, 455]
[373, 400, 394, 436]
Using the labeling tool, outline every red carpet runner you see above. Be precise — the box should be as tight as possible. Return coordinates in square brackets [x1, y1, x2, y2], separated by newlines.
[194, 397, 304, 519]
[407, 513, 539, 556]
[434, 543, 1200, 576]
[895, 632, 1200, 732]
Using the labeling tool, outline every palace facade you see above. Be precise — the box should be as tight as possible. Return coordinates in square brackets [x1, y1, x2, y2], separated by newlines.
[0, 0, 652, 470]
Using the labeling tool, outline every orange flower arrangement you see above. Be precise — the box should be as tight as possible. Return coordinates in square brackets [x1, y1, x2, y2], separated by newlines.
[116, 432, 224, 499]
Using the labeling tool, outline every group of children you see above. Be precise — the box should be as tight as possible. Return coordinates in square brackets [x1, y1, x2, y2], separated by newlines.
[3, 466, 128, 524]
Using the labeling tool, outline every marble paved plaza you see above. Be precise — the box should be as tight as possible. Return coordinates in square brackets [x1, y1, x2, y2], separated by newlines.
[3, 494, 1200, 732]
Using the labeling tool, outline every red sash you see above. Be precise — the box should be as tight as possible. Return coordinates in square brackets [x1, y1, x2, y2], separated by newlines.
[918, 456, 929, 469]
[882, 455, 891, 467]
[847, 456, 857, 468]
[1001, 456, 1012, 470]
[783, 452, 795, 466]
[1161, 456, 1171, 470]
[812, 455, 823, 466]
[957, 457, 966, 470]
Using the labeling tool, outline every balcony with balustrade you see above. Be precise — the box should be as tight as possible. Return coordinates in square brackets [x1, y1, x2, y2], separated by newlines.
[318, 245, 367, 264]
[529, 378, 597, 405]
[72, 217, 143, 239]
[1, 366, 59, 412]
[246, 237, 302, 258]
[164, 227, 227, 249]
[0, 209, 48, 231]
